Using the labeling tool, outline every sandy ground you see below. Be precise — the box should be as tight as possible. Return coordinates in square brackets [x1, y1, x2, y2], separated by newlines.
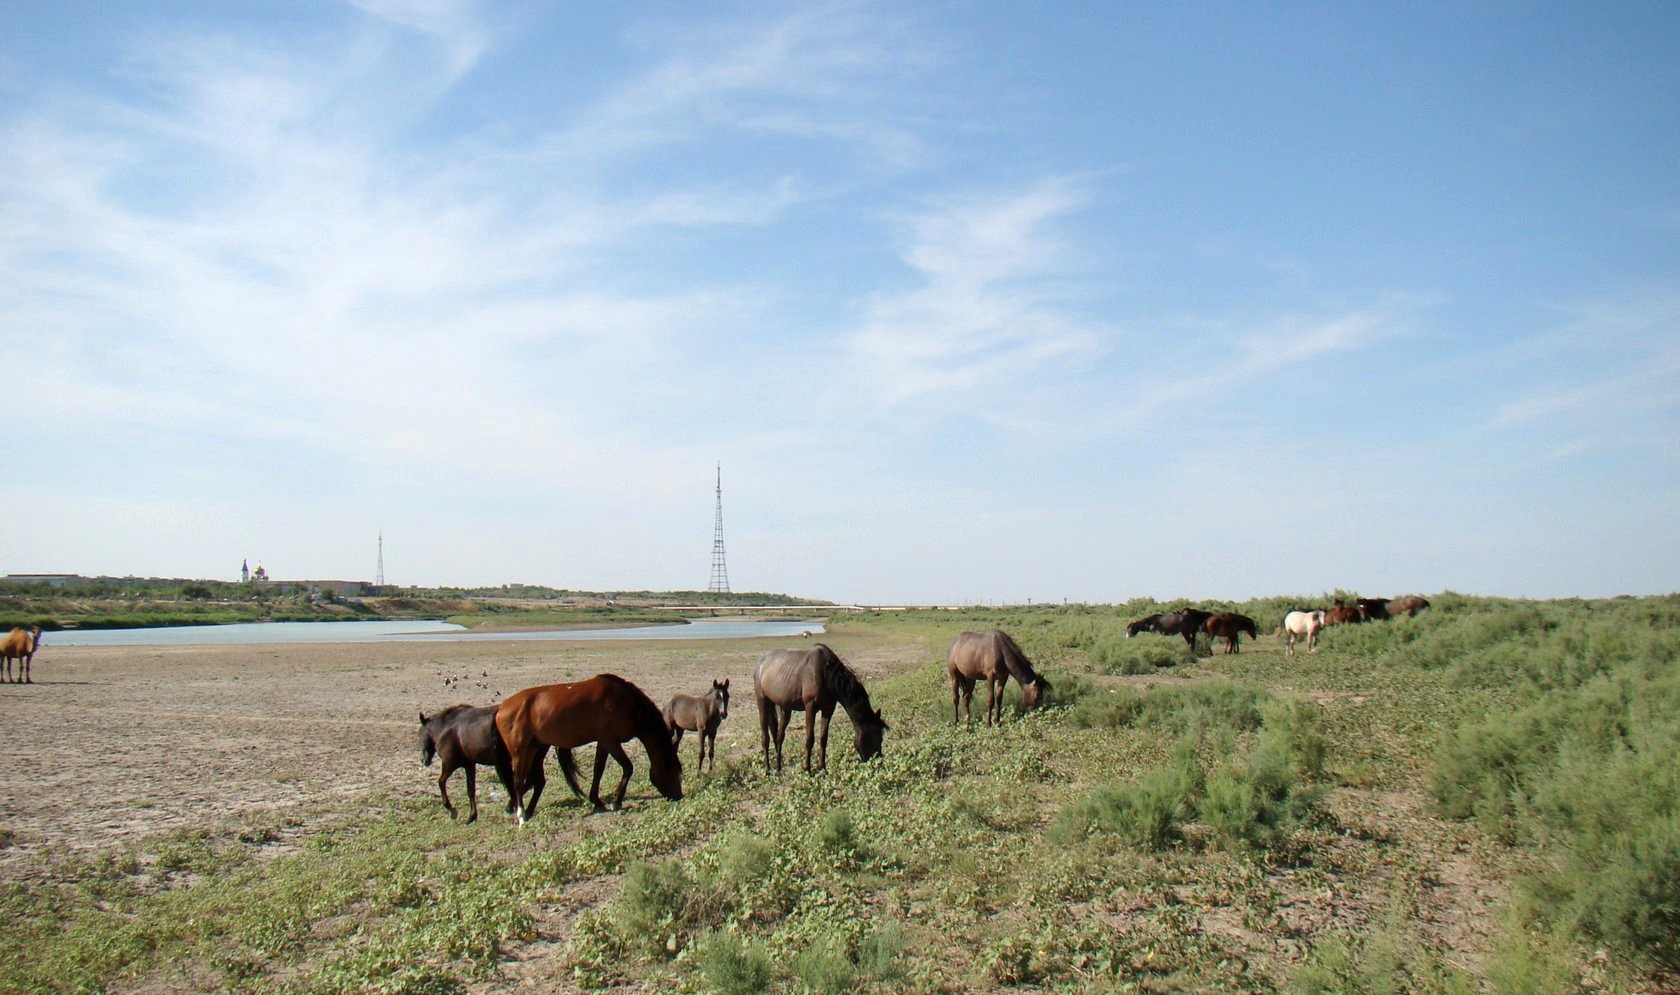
[0, 630, 904, 882]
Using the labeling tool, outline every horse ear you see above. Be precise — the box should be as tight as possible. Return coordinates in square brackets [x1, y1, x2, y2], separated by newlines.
[419, 711, 427, 723]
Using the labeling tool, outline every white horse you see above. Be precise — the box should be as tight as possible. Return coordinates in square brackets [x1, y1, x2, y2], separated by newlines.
[1282, 610, 1326, 657]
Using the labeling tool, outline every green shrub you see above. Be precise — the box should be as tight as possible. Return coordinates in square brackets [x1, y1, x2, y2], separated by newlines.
[694, 929, 772, 995]
[1090, 635, 1192, 674]
[1051, 743, 1201, 849]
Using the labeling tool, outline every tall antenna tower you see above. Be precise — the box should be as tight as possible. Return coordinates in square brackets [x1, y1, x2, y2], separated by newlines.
[708, 464, 730, 593]
[376, 531, 385, 587]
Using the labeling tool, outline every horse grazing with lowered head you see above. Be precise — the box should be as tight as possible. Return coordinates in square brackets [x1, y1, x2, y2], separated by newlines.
[755, 644, 888, 774]
[1324, 601, 1364, 626]
[496, 674, 682, 823]
[420, 704, 567, 823]
[1387, 596, 1431, 618]
[1357, 598, 1392, 621]
[1281, 610, 1326, 657]
[947, 629, 1051, 726]
[1127, 609, 1213, 653]
[2, 627, 42, 684]
[665, 679, 729, 773]
[1206, 612, 1259, 654]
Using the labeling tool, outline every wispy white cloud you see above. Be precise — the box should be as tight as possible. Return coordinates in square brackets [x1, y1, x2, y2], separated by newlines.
[1486, 291, 1680, 434]
[847, 179, 1105, 404]
[343, 0, 491, 77]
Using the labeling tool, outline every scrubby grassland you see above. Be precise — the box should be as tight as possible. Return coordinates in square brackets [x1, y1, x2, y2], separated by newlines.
[1, 594, 1675, 992]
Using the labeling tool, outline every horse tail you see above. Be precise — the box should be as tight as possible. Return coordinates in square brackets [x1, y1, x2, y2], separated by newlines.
[555, 748, 587, 799]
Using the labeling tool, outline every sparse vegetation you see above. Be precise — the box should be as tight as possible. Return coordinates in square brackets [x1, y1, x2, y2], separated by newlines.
[2, 594, 1675, 991]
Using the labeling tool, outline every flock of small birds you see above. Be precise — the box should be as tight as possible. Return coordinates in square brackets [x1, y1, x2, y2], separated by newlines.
[435, 668, 500, 702]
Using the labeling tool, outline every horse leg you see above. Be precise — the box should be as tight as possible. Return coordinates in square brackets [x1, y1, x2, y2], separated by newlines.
[589, 747, 610, 811]
[464, 763, 479, 823]
[495, 754, 518, 815]
[804, 705, 819, 773]
[605, 742, 633, 809]
[438, 761, 457, 819]
[817, 704, 834, 772]
[759, 702, 774, 773]
[525, 753, 548, 818]
[671, 727, 685, 750]
[774, 706, 793, 773]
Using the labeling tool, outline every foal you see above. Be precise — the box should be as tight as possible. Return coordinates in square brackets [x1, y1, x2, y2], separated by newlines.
[419, 705, 527, 822]
[665, 679, 729, 773]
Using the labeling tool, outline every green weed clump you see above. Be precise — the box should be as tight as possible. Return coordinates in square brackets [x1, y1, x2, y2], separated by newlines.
[1426, 597, 1680, 973]
[1055, 696, 1326, 853]
[1090, 635, 1193, 674]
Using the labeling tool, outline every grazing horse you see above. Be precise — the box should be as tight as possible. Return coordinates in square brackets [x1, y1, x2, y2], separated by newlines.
[1387, 596, 1431, 618]
[496, 674, 682, 823]
[1357, 598, 1392, 621]
[755, 644, 888, 774]
[1, 627, 42, 684]
[947, 629, 1051, 727]
[665, 679, 730, 773]
[1281, 610, 1326, 657]
[419, 704, 560, 823]
[1206, 612, 1259, 654]
[1127, 609, 1213, 653]
[1324, 601, 1364, 626]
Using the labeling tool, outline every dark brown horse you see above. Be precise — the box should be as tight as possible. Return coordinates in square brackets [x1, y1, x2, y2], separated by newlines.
[947, 629, 1050, 726]
[754, 644, 887, 774]
[665, 679, 729, 773]
[496, 674, 682, 822]
[1127, 609, 1213, 652]
[1387, 595, 1431, 618]
[2, 626, 42, 684]
[1205, 612, 1259, 654]
[1357, 598, 1391, 621]
[419, 704, 541, 823]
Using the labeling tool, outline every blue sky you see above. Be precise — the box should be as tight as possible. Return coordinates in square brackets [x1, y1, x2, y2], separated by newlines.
[2, 1, 1676, 604]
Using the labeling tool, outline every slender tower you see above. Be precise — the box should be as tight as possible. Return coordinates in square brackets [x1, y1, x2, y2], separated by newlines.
[376, 531, 385, 587]
[708, 464, 730, 594]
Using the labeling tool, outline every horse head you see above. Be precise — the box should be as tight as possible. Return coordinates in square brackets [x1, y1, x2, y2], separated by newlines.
[648, 745, 684, 801]
[712, 678, 730, 719]
[1020, 675, 1051, 711]
[418, 712, 437, 767]
[854, 708, 888, 761]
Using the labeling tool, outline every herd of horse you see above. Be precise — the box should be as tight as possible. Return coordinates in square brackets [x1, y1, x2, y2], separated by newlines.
[418, 632, 1040, 824]
[418, 599, 1429, 823]
[1124, 596, 1430, 657]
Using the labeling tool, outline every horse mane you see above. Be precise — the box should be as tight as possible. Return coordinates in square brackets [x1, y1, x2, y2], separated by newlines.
[989, 630, 1041, 684]
[811, 644, 876, 718]
[429, 703, 475, 724]
[596, 673, 682, 766]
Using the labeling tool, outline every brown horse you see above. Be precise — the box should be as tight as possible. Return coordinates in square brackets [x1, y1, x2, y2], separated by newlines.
[754, 644, 887, 774]
[665, 679, 729, 773]
[2, 626, 42, 684]
[1324, 601, 1364, 626]
[1387, 595, 1431, 618]
[1205, 612, 1258, 654]
[947, 629, 1050, 726]
[496, 674, 682, 823]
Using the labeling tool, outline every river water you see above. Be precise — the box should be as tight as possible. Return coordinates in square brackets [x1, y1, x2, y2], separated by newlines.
[44, 618, 826, 647]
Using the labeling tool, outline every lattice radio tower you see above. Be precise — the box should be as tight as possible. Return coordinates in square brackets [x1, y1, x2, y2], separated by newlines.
[708, 464, 730, 593]
[376, 530, 385, 587]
